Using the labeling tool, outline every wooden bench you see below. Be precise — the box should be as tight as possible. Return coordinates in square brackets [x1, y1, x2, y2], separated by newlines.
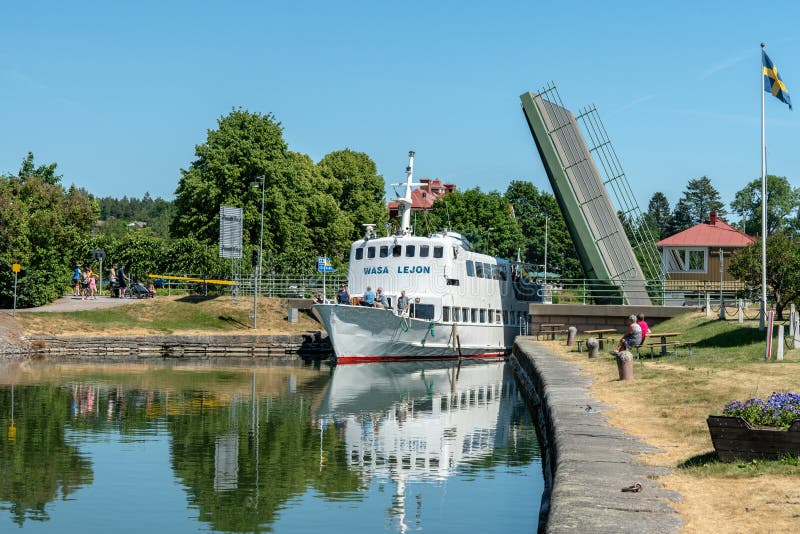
[645, 341, 680, 358]
[641, 341, 695, 358]
[539, 323, 565, 341]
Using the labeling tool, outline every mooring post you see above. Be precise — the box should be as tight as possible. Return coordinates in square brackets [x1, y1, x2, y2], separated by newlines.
[794, 313, 800, 350]
[705, 292, 711, 317]
[566, 326, 577, 346]
[586, 338, 599, 359]
[790, 304, 796, 336]
[777, 324, 785, 361]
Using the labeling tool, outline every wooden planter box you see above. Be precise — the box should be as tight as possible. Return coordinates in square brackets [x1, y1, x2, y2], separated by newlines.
[707, 415, 800, 461]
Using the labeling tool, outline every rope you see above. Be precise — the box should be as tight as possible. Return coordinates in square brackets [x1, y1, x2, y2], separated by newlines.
[429, 321, 435, 338]
[399, 316, 409, 332]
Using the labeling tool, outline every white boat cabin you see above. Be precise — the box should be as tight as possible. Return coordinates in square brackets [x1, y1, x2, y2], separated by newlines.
[346, 231, 531, 327]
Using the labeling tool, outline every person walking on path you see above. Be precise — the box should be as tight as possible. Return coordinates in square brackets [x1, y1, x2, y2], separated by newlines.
[72, 264, 82, 296]
[88, 268, 97, 300]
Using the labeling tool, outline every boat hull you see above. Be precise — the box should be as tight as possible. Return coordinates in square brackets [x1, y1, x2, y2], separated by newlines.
[313, 304, 511, 364]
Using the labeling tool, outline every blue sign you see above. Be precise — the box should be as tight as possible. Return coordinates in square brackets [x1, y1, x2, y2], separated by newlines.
[317, 257, 334, 273]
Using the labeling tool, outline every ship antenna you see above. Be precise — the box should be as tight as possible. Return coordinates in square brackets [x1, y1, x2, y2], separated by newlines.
[444, 198, 452, 231]
[390, 150, 421, 236]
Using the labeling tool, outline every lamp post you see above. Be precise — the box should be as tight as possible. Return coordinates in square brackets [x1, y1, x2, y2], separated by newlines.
[544, 216, 549, 284]
[252, 176, 265, 329]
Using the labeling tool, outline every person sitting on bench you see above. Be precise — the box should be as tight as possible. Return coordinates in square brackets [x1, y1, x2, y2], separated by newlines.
[612, 315, 642, 355]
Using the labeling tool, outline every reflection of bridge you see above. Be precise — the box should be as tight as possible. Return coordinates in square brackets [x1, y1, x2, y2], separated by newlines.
[317, 361, 527, 533]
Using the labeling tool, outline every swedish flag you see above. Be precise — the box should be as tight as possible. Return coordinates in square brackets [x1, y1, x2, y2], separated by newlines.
[763, 50, 792, 110]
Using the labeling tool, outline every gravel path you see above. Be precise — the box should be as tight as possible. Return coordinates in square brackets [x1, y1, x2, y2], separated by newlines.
[9, 295, 144, 313]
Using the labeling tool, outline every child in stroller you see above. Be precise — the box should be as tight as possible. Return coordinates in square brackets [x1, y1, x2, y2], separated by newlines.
[130, 279, 155, 298]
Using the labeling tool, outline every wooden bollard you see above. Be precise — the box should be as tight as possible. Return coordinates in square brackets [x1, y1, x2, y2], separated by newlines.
[616, 350, 634, 381]
[587, 338, 599, 359]
[566, 326, 577, 346]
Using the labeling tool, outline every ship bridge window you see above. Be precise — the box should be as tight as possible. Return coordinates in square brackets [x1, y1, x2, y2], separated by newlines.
[380, 246, 389, 258]
[420, 245, 429, 257]
[466, 260, 475, 277]
[498, 265, 508, 281]
[484, 264, 492, 279]
[411, 303, 435, 320]
[355, 248, 364, 260]
[479, 309, 486, 323]
[405, 245, 415, 257]
[475, 262, 484, 278]
[443, 306, 450, 322]
[393, 245, 402, 257]
[433, 246, 444, 258]
[462, 308, 469, 322]
[470, 308, 477, 323]
[368, 247, 376, 259]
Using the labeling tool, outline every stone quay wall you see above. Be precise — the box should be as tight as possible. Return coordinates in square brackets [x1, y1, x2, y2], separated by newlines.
[3, 332, 331, 360]
[510, 338, 683, 533]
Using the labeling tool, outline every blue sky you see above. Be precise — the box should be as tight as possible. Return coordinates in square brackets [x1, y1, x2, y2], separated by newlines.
[2, 1, 798, 215]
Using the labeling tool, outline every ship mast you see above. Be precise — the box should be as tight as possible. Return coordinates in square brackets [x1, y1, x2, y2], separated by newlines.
[392, 150, 421, 236]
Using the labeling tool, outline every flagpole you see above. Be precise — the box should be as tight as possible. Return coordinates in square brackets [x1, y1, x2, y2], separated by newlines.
[760, 42, 767, 330]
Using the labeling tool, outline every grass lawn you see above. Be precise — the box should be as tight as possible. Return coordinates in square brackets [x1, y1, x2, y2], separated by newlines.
[17, 296, 321, 336]
[545, 311, 800, 532]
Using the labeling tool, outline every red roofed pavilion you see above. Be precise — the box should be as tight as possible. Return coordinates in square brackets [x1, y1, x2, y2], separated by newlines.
[656, 211, 754, 291]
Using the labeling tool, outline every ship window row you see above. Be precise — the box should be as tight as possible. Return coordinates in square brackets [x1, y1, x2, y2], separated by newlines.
[441, 306, 528, 325]
[465, 260, 507, 281]
[354, 245, 444, 260]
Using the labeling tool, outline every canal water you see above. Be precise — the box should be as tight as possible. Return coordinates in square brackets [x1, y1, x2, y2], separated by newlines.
[0, 359, 543, 533]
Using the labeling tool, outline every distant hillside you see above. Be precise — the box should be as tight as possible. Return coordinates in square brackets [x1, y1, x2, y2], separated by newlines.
[96, 193, 175, 238]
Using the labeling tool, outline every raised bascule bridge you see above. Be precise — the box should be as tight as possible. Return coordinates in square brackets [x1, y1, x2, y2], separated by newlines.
[520, 83, 661, 307]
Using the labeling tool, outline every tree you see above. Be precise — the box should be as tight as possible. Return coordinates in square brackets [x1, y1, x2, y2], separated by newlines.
[317, 149, 387, 241]
[504, 181, 583, 278]
[171, 108, 288, 244]
[0, 154, 97, 307]
[424, 187, 523, 261]
[170, 109, 353, 272]
[646, 192, 672, 239]
[728, 233, 800, 319]
[730, 175, 800, 236]
[669, 176, 725, 234]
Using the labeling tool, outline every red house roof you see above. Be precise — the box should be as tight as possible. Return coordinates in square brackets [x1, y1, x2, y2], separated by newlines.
[656, 212, 755, 248]
[387, 178, 456, 216]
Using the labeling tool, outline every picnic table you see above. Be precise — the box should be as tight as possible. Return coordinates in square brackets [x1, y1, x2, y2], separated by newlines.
[584, 328, 617, 350]
[647, 332, 681, 356]
[540, 323, 565, 340]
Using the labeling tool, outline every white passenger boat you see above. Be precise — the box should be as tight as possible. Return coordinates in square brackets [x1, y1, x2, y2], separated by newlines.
[313, 151, 537, 364]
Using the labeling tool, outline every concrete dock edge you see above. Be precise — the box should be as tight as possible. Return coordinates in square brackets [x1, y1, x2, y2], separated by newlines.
[511, 337, 683, 533]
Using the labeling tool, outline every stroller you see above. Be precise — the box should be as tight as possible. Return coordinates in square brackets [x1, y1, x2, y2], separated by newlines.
[130, 280, 154, 298]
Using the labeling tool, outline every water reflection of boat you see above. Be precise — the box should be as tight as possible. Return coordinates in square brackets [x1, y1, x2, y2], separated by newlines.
[317, 360, 527, 533]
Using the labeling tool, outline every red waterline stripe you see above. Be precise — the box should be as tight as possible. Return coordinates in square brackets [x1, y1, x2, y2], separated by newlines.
[335, 352, 508, 364]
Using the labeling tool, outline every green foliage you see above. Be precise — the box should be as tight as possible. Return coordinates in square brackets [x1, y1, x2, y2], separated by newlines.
[646, 192, 672, 240]
[0, 386, 94, 525]
[97, 193, 175, 239]
[318, 149, 387, 241]
[424, 187, 522, 258]
[730, 175, 800, 236]
[170, 109, 362, 272]
[505, 181, 584, 278]
[728, 233, 800, 319]
[0, 154, 98, 307]
[670, 176, 726, 234]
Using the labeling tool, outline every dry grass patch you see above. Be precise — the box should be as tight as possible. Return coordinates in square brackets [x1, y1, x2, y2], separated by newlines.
[18, 296, 320, 336]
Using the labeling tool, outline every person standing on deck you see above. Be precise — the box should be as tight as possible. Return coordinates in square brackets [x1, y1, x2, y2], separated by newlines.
[336, 284, 350, 304]
[396, 290, 410, 315]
